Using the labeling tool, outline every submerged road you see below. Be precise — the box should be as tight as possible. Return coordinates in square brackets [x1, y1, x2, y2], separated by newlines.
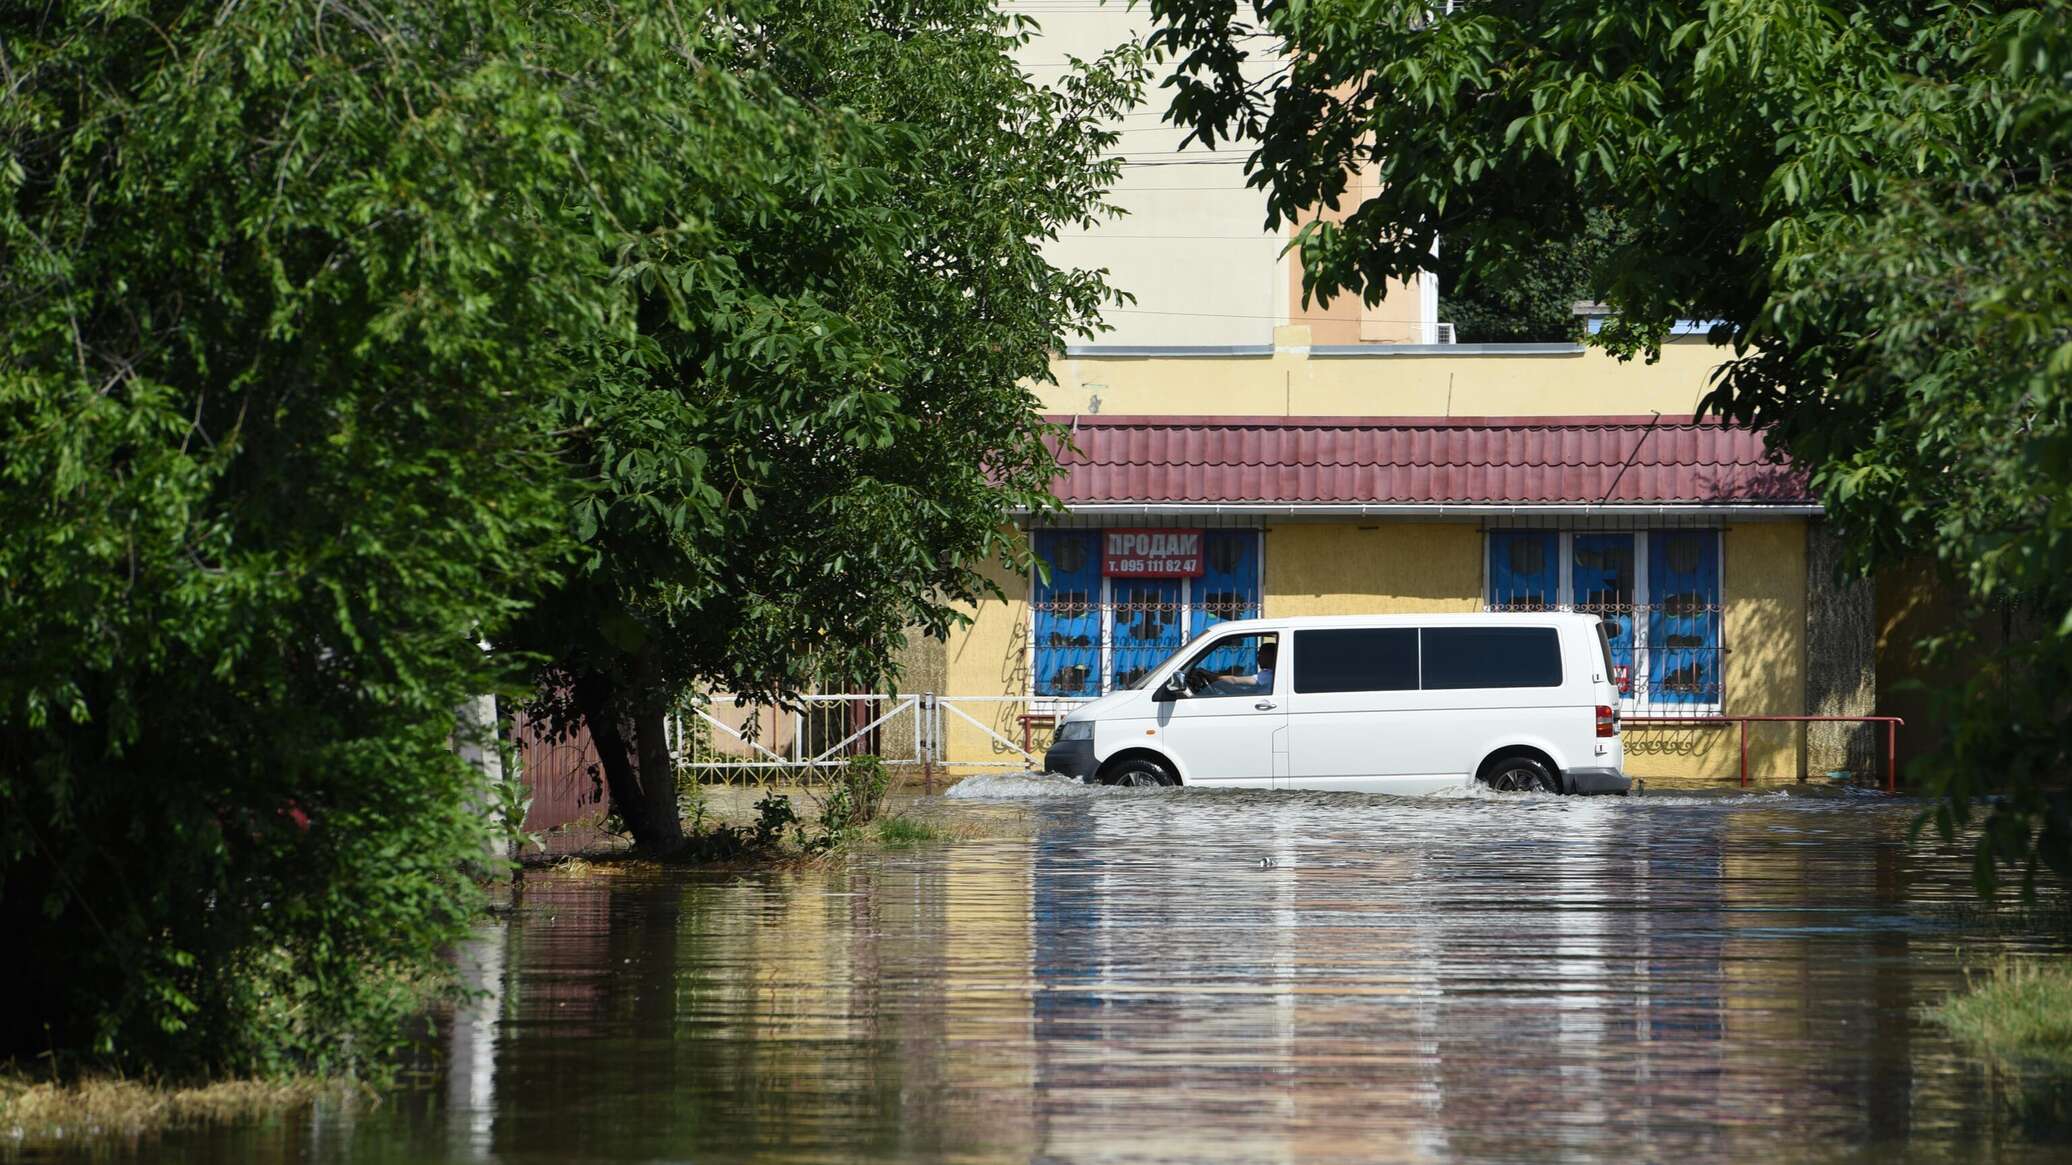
[135, 780, 2072, 1163]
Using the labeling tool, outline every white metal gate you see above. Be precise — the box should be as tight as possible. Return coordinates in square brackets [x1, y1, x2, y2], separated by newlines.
[670, 693, 1092, 782]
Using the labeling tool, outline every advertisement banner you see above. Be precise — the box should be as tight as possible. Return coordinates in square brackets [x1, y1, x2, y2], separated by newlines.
[1102, 528, 1205, 578]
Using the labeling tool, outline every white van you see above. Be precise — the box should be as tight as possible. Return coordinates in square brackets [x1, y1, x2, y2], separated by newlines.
[1042, 613, 1629, 795]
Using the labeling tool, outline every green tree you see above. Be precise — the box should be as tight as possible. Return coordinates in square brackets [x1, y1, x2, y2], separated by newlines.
[1, 0, 589, 1074]
[1147, 0, 2072, 891]
[1439, 207, 1627, 343]
[4, 0, 1034, 1073]
[503, 0, 1143, 852]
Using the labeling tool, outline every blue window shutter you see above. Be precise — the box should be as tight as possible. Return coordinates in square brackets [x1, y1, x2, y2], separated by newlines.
[1573, 533, 1638, 698]
[1191, 530, 1261, 632]
[1488, 530, 1559, 610]
[1032, 530, 1100, 696]
[1110, 578, 1184, 691]
[1647, 530, 1722, 706]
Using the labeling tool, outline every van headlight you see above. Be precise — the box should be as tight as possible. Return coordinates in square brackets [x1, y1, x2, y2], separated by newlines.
[1054, 720, 1093, 743]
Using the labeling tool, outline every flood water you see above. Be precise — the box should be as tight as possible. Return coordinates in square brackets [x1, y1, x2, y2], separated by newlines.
[80, 781, 2072, 1163]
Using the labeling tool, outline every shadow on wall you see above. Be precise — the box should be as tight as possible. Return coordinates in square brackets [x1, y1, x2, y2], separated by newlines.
[1875, 556, 2046, 774]
[1876, 563, 1942, 772]
[988, 611, 1040, 764]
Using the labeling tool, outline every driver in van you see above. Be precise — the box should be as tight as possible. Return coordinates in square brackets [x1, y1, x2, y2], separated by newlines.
[1205, 636, 1277, 696]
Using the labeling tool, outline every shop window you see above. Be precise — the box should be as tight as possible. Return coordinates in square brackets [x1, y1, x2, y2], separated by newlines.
[1485, 529, 1722, 711]
[1193, 530, 1262, 630]
[1648, 530, 1723, 706]
[1032, 530, 1100, 696]
[1111, 579, 1183, 692]
[1031, 528, 1262, 698]
[1488, 529, 1558, 611]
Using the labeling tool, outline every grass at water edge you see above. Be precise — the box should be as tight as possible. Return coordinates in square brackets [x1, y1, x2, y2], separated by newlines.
[0, 1072, 352, 1149]
[1937, 958, 2072, 1072]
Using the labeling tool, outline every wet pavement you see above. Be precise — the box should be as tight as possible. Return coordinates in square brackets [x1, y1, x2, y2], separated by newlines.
[65, 779, 2072, 1163]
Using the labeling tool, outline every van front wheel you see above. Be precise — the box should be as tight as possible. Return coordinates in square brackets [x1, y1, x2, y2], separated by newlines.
[1485, 756, 1558, 794]
[1102, 757, 1176, 788]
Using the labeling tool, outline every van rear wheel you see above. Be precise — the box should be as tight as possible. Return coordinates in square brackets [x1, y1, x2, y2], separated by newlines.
[1486, 756, 1558, 794]
[1103, 757, 1175, 788]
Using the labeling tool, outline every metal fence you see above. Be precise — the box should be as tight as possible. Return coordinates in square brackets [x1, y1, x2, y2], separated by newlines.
[671, 693, 1087, 784]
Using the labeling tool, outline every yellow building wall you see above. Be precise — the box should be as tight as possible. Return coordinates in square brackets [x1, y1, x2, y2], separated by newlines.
[1262, 523, 1483, 615]
[1037, 336, 1724, 420]
[941, 556, 1034, 774]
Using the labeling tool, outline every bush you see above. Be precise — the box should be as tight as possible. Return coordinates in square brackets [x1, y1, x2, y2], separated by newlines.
[815, 755, 891, 845]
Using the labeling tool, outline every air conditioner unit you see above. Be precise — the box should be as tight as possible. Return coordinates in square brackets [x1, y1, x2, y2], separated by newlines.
[1435, 321, 1457, 344]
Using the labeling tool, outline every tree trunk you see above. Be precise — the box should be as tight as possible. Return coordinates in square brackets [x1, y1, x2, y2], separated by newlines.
[631, 697, 683, 850]
[572, 672, 681, 853]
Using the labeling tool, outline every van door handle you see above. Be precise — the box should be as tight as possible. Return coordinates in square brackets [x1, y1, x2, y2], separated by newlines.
[1254, 700, 1277, 710]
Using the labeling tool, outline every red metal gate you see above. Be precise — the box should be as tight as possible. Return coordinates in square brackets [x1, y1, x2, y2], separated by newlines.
[513, 712, 607, 832]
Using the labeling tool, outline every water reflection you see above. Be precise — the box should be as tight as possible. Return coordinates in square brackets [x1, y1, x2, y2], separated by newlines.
[110, 786, 2072, 1163]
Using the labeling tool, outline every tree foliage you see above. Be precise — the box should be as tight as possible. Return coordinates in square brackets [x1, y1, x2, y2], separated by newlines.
[1148, 0, 2072, 891]
[1439, 207, 1627, 343]
[1, 0, 1129, 1072]
[503, 0, 1142, 851]
[1, 0, 608, 1075]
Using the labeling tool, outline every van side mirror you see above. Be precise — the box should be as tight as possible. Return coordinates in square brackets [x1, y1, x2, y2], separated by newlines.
[1153, 672, 1186, 703]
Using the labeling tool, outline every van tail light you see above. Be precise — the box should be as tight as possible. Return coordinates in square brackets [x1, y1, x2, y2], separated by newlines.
[1596, 705, 1620, 738]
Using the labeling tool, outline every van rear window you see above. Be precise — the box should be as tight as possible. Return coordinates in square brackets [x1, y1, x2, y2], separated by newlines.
[1420, 627, 1562, 690]
[1292, 628, 1419, 694]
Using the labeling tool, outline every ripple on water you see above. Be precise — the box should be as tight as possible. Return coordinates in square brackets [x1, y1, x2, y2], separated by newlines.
[122, 776, 2070, 1165]
[944, 771, 1109, 799]
[948, 770, 1879, 815]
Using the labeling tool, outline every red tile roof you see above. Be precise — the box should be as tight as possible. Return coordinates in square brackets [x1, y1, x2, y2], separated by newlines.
[1046, 415, 1809, 507]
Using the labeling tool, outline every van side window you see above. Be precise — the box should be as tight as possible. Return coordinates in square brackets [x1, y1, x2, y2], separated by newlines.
[1174, 632, 1279, 697]
[1421, 627, 1563, 690]
[1292, 628, 1418, 694]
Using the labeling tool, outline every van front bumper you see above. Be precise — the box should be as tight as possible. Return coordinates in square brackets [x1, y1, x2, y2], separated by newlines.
[1564, 767, 1633, 796]
[1043, 739, 1098, 781]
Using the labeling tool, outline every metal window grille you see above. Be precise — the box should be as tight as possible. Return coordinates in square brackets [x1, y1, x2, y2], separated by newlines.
[1031, 527, 1264, 699]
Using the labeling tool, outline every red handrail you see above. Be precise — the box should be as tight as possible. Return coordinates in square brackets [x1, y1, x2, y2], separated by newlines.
[1019, 712, 1059, 755]
[1628, 714, 1905, 792]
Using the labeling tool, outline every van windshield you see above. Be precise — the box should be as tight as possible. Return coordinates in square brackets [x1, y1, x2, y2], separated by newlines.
[1124, 628, 1222, 689]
